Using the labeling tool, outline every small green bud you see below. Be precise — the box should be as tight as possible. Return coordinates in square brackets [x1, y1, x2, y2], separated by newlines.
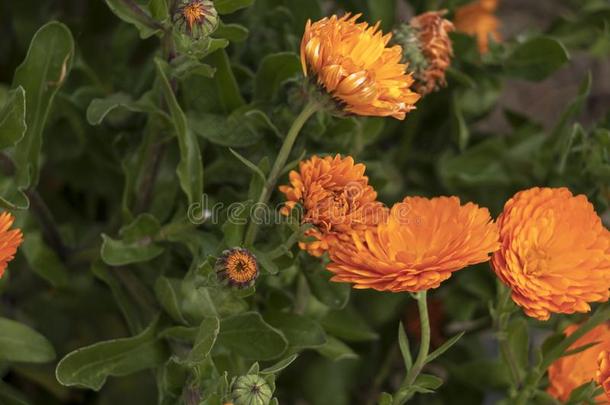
[232, 375, 273, 405]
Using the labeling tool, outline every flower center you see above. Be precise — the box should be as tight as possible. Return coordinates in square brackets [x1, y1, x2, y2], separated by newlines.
[523, 247, 550, 276]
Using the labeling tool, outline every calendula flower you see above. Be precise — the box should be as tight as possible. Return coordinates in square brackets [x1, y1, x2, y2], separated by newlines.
[0, 212, 23, 279]
[174, 0, 218, 37]
[215, 248, 259, 288]
[301, 14, 421, 119]
[279, 155, 387, 257]
[491, 187, 610, 321]
[598, 351, 610, 401]
[327, 196, 499, 292]
[454, 0, 501, 53]
[393, 11, 455, 95]
[547, 323, 610, 402]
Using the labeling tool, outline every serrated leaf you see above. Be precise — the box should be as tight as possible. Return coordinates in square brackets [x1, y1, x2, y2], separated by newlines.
[55, 318, 166, 391]
[0, 318, 56, 363]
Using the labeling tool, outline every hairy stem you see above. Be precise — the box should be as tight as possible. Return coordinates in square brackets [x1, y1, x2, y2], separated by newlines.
[244, 101, 319, 246]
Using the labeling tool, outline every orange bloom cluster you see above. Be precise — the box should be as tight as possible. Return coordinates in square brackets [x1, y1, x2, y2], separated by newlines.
[599, 350, 610, 402]
[409, 11, 455, 95]
[279, 155, 387, 257]
[301, 14, 420, 119]
[0, 212, 23, 279]
[327, 197, 499, 292]
[492, 187, 610, 321]
[454, 0, 501, 53]
[548, 323, 610, 402]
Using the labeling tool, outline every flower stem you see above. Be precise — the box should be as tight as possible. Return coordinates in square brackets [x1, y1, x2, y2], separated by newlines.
[496, 284, 522, 390]
[244, 101, 319, 247]
[394, 291, 430, 405]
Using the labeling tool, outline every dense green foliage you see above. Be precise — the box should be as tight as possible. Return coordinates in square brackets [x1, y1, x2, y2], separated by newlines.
[0, 0, 609, 404]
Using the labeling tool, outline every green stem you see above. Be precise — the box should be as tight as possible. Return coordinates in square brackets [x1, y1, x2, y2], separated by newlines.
[244, 101, 319, 246]
[496, 285, 522, 390]
[394, 291, 430, 405]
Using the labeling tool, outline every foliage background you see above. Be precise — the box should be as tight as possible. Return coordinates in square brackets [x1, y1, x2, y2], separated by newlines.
[0, 0, 609, 404]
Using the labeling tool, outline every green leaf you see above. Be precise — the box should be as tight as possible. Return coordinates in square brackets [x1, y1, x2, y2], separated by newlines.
[21, 231, 69, 288]
[155, 58, 204, 208]
[398, 322, 412, 371]
[55, 318, 167, 391]
[315, 336, 358, 361]
[0, 380, 29, 405]
[506, 319, 529, 371]
[426, 331, 465, 364]
[322, 308, 378, 342]
[254, 52, 301, 101]
[0, 181, 29, 210]
[12, 21, 75, 188]
[229, 148, 266, 182]
[154, 276, 188, 324]
[451, 93, 470, 151]
[414, 373, 443, 391]
[505, 36, 570, 81]
[206, 50, 245, 111]
[304, 266, 350, 309]
[265, 312, 327, 350]
[101, 214, 164, 266]
[183, 317, 220, 366]
[378, 392, 393, 405]
[0, 318, 56, 363]
[215, 23, 249, 42]
[261, 354, 298, 375]
[214, 0, 254, 14]
[367, 0, 396, 31]
[189, 108, 267, 147]
[86, 92, 164, 125]
[105, 0, 163, 39]
[0, 86, 26, 149]
[217, 312, 288, 361]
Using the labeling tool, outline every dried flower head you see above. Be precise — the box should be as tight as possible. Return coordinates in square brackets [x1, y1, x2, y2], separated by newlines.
[0, 212, 23, 279]
[393, 10, 455, 95]
[301, 14, 421, 119]
[547, 323, 610, 402]
[454, 0, 501, 53]
[215, 248, 259, 288]
[279, 155, 388, 257]
[327, 196, 499, 292]
[491, 187, 610, 321]
[599, 350, 610, 402]
[174, 0, 218, 37]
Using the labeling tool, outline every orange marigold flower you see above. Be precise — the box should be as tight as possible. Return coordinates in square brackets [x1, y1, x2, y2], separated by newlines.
[327, 196, 499, 292]
[409, 10, 455, 95]
[454, 0, 501, 53]
[491, 187, 610, 321]
[279, 155, 387, 257]
[547, 323, 610, 403]
[0, 212, 23, 279]
[599, 350, 610, 401]
[215, 248, 259, 288]
[301, 14, 421, 119]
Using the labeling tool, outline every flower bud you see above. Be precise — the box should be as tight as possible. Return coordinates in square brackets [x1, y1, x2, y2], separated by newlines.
[174, 0, 219, 38]
[231, 375, 272, 405]
[215, 248, 259, 288]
